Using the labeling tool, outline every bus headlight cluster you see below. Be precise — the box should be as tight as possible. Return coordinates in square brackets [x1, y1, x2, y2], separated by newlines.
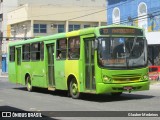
[142, 74, 149, 80]
[103, 75, 112, 83]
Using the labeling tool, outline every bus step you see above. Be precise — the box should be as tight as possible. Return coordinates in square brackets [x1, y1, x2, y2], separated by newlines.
[48, 87, 56, 91]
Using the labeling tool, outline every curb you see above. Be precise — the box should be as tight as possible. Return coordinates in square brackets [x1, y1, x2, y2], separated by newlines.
[0, 75, 8, 78]
[0, 73, 8, 78]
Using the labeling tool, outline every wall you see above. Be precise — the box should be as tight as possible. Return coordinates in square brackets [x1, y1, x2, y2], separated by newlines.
[107, 0, 160, 31]
[7, 3, 106, 38]
[1, 0, 18, 37]
[18, 0, 106, 7]
[107, 0, 160, 44]
[8, 4, 106, 25]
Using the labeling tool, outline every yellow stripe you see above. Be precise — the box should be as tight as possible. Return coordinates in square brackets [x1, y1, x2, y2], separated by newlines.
[66, 30, 80, 37]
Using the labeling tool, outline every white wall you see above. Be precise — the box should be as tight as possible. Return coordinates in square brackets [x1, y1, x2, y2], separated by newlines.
[8, 4, 106, 24]
[18, 0, 106, 7]
[1, 0, 18, 37]
[1, 0, 19, 55]
[7, 3, 106, 38]
[146, 32, 160, 45]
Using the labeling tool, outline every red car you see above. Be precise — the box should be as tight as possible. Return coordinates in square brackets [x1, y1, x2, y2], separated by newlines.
[149, 66, 160, 80]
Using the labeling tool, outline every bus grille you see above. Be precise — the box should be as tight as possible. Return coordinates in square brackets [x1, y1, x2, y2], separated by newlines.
[112, 74, 141, 83]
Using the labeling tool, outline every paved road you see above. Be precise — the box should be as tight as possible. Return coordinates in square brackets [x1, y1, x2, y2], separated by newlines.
[0, 77, 160, 120]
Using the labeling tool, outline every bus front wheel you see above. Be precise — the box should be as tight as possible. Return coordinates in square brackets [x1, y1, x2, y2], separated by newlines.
[26, 76, 32, 92]
[69, 78, 80, 99]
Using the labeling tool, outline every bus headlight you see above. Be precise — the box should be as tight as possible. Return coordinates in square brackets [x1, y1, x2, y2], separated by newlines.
[142, 74, 149, 80]
[103, 75, 111, 83]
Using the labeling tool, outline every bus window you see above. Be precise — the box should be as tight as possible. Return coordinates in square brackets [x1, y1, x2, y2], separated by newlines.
[22, 44, 30, 61]
[68, 37, 80, 59]
[9, 46, 15, 62]
[40, 42, 44, 60]
[56, 38, 67, 60]
[31, 42, 40, 61]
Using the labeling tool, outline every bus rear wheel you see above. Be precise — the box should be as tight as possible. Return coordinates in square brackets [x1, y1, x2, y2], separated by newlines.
[69, 78, 80, 99]
[26, 76, 32, 92]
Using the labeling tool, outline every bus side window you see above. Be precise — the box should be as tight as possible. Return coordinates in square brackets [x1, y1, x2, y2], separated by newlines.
[56, 38, 67, 60]
[22, 44, 30, 61]
[40, 42, 44, 60]
[9, 46, 15, 62]
[68, 37, 80, 59]
[31, 42, 40, 61]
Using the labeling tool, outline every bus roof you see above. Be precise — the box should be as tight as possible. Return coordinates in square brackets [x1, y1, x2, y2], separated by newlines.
[9, 25, 143, 47]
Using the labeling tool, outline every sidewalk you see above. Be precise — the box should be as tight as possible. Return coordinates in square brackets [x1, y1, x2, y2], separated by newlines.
[150, 81, 160, 85]
[0, 69, 8, 78]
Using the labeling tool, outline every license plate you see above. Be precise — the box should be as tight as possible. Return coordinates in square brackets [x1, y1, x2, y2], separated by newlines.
[123, 86, 132, 90]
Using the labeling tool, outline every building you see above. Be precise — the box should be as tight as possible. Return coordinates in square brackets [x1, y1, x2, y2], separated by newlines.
[7, 5, 106, 38]
[0, 0, 107, 73]
[0, 0, 21, 72]
[7, 1, 106, 39]
[107, 0, 160, 65]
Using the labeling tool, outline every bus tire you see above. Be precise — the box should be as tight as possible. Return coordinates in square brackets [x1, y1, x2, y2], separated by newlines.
[26, 76, 32, 92]
[111, 92, 122, 96]
[69, 78, 80, 99]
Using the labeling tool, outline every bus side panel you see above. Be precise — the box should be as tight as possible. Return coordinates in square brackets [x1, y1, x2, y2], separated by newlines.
[31, 61, 47, 88]
[8, 62, 16, 83]
[54, 60, 67, 90]
[21, 62, 31, 85]
[65, 60, 80, 91]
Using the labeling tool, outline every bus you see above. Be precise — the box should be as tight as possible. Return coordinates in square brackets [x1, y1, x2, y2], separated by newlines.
[148, 45, 160, 80]
[8, 25, 149, 99]
[149, 66, 160, 80]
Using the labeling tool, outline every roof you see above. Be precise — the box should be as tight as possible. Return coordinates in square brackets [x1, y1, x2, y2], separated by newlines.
[9, 25, 144, 46]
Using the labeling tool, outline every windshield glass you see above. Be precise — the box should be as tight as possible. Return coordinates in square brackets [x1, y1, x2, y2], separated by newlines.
[98, 37, 147, 69]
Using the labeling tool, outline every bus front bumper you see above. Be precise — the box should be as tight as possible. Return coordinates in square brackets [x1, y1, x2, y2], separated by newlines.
[96, 81, 150, 94]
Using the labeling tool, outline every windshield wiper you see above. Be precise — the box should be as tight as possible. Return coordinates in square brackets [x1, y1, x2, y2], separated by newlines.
[130, 36, 137, 56]
[126, 36, 137, 68]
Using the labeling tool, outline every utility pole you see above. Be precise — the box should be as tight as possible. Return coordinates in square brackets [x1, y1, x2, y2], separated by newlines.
[0, 32, 2, 69]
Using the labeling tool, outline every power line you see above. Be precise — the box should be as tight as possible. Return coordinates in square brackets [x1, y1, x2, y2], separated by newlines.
[4, 7, 105, 21]
[4, 0, 133, 21]
[1, 0, 158, 24]
[1, 0, 160, 33]
[1, 9, 160, 37]
[108, 7, 160, 25]
[68, 9, 106, 21]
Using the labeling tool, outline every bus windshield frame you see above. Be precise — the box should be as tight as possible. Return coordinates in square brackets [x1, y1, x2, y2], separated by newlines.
[97, 36, 148, 69]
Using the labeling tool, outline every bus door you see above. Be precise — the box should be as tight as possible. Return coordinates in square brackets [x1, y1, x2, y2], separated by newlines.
[16, 47, 22, 83]
[84, 38, 96, 91]
[47, 44, 55, 88]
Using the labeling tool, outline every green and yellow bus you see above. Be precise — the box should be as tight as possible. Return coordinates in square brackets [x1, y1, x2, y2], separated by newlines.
[8, 25, 149, 99]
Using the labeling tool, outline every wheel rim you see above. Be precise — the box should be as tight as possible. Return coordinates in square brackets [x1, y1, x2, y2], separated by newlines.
[27, 82, 31, 89]
[71, 83, 78, 95]
[26, 76, 32, 91]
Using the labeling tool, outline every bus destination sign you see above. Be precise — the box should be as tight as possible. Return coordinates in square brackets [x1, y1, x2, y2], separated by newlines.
[100, 27, 143, 36]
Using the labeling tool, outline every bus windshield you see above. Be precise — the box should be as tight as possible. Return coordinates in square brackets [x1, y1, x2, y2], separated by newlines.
[98, 37, 147, 69]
